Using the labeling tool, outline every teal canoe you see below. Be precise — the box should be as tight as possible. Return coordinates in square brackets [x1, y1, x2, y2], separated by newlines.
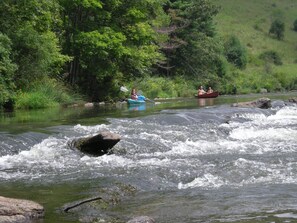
[127, 99, 146, 105]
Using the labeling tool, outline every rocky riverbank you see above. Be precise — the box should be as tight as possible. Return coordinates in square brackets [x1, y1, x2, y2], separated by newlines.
[0, 196, 44, 223]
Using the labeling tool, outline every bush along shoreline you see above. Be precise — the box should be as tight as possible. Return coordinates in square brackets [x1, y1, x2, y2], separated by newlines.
[3, 75, 297, 111]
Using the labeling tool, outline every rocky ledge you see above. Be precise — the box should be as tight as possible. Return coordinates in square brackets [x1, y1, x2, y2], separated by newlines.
[232, 97, 271, 109]
[0, 196, 44, 223]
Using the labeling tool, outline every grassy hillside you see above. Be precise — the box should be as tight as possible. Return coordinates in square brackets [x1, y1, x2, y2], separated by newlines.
[213, 0, 297, 93]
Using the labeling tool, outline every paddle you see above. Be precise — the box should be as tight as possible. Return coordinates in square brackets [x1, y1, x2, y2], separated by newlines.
[120, 86, 129, 92]
[145, 98, 155, 103]
[137, 90, 155, 103]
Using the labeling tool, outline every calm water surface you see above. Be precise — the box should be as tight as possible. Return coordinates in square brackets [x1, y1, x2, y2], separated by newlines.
[0, 93, 297, 223]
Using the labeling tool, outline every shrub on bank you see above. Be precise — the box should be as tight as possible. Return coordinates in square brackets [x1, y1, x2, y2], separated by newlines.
[127, 76, 197, 99]
[31, 79, 75, 104]
[222, 69, 297, 94]
[15, 92, 57, 109]
[127, 70, 296, 98]
[15, 78, 82, 109]
[259, 50, 282, 65]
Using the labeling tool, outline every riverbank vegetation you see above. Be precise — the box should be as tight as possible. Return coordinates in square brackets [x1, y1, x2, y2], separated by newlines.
[0, 0, 297, 110]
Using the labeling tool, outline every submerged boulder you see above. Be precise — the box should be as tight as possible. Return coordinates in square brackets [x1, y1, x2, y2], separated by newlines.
[71, 131, 121, 156]
[271, 100, 286, 108]
[232, 97, 271, 109]
[0, 196, 44, 223]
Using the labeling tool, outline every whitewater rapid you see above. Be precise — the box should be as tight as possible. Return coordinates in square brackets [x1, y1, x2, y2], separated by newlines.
[0, 104, 297, 192]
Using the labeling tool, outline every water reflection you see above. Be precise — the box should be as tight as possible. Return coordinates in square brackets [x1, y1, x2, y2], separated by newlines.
[197, 98, 215, 107]
[128, 104, 146, 111]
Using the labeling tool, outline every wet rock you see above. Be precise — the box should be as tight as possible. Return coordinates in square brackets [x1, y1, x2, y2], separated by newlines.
[0, 196, 44, 223]
[260, 88, 267, 93]
[232, 97, 271, 109]
[71, 131, 121, 156]
[68, 103, 79, 108]
[271, 100, 286, 108]
[288, 97, 297, 103]
[84, 102, 95, 107]
[127, 216, 155, 223]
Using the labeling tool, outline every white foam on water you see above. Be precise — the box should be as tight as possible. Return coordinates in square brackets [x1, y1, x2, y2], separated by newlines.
[274, 212, 297, 219]
[221, 106, 297, 155]
[223, 106, 297, 130]
[274, 106, 297, 117]
[165, 139, 217, 156]
[0, 137, 80, 180]
[81, 152, 172, 169]
[0, 137, 65, 167]
[136, 157, 171, 167]
[163, 137, 274, 156]
[178, 173, 226, 189]
[267, 107, 297, 125]
[233, 158, 297, 186]
[138, 132, 172, 145]
[81, 154, 134, 167]
[230, 127, 297, 141]
[73, 124, 109, 134]
[177, 155, 297, 190]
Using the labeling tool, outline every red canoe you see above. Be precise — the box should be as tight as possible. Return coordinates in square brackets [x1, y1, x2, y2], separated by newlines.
[196, 91, 219, 98]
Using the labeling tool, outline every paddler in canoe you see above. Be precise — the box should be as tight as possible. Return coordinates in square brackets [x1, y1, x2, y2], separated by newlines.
[207, 87, 214, 94]
[198, 86, 206, 95]
[197, 86, 219, 98]
[128, 88, 146, 105]
[131, 88, 138, 100]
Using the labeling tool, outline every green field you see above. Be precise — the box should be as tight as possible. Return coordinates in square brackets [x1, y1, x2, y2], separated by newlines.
[213, 0, 297, 93]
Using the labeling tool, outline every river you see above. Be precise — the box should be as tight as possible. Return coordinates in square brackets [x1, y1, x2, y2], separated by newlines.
[0, 93, 297, 223]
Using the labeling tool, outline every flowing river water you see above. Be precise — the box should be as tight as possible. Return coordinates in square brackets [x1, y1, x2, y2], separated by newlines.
[0, 93, 297, 223]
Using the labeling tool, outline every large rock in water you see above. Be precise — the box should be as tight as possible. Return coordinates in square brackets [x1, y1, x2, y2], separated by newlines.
[72, 131, 121, 156]
[232, 97, 271, 109]
[0, 196, 44, 223]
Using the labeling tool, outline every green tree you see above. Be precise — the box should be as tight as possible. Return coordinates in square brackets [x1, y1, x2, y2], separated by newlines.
[0, 0, 61, 34]
[269, 19, 285, 40]
[60, 0, 165, 101]
[0, 33, 17, 108]
[158, 0, 223, 80]
[224, 35, 247, 69]
[0, 0, 69, 90]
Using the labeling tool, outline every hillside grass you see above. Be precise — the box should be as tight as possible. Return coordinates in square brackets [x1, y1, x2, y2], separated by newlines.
[214, 0, 297, 60]
[213, 0, 297, 93]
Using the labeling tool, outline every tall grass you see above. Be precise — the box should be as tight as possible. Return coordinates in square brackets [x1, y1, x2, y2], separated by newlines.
[15, 92, 57, 109]
[15, 78, 82, 109]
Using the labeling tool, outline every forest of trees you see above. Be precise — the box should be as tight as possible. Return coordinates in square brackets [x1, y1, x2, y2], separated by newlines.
[0, 0, 227, 109]
[0, 0, 296, 109]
